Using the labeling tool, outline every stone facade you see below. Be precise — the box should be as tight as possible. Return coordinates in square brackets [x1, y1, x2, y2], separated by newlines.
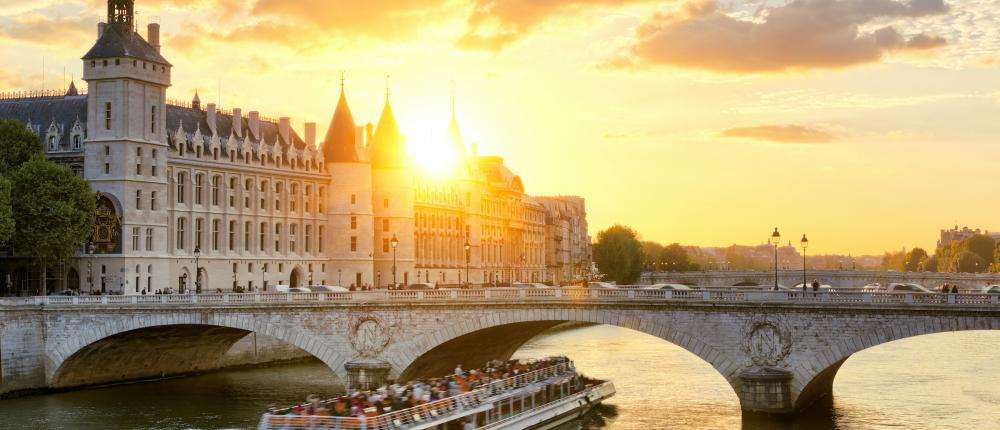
[0, 0, 592, 295]
[1, 292, 997, 415]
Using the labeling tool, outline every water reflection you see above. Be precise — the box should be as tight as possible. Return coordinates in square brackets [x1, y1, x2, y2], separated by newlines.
[0, 325, 997, 429]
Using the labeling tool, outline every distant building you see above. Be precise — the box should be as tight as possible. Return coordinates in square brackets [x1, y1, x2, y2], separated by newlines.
[0, 0, 590, 295]
[938, 226, 1000, 249]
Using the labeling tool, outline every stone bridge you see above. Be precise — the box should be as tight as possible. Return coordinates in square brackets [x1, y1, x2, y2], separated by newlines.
[642, 269, 1000, 290]
[1, 288, 998, 416]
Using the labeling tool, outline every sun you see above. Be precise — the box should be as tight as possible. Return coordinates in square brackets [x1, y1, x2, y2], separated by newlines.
[408, 130, 459, 177]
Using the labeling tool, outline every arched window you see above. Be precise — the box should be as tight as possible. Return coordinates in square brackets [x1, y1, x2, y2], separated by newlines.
[145, 228, 153, 251]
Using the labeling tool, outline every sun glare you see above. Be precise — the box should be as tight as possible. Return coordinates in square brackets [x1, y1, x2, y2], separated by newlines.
[410, 134, 459, 178]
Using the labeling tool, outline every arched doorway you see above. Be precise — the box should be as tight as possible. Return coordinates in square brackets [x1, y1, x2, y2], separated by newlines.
[290, 266, 302, 287]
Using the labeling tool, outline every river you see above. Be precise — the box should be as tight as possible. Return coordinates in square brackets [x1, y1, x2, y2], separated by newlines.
[0, 325, 998, 429]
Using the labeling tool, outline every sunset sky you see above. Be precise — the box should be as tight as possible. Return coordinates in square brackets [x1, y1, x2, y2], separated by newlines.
[1, 0, 999, 254]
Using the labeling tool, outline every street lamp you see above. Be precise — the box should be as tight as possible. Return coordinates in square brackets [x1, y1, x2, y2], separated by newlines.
[800, 234, 809, 289]
[338, 268, 343, 287]
[390, 235, 399, 288]
[86, 242, 94, 293]
[193, 247, 202, 294]
[464, 241, 471, 288]
[770, 228, 781, 290]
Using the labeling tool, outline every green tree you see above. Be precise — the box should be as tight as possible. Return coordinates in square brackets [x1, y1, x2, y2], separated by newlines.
[952, 251, 986, 273]
[962, 234, 996, 266]
[661, 243, 695, 272]
[0, 176, 13, 247]
[593, 224, 644, 285]
[0, 119, 43, 175]
[903, 248, 928, 272]
[10, 159, 96, 294]
[641, 241, 665, 271]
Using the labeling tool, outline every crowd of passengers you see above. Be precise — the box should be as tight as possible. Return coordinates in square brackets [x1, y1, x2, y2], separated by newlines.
[270, 356, 572, 419]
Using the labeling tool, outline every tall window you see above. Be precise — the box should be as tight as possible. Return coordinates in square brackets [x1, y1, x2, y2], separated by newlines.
[351, 194, 357, 205]
[212, 219, 220, 251]
[351, 216, 357, 230]
[132, 227, 140, 251]
[259, 222, 267, 251]
[382, 219, 390, 232]
[194, 174, 204, 205]
[104, 102, 112, 130]
[150, 106, 156, 133]
[305, 225, 312, 253]
[351, 236, 357, 252]
[229, 221, 236, 251]
[176, 172, 186, 203]
[289, 224, 297, 253]
[135, 147, 143, 175]
[229, 178, 236, 207]
[177, 218, 186, 250]
[195, 218, 203, 250]
[211, 175, 220, 206]
[244, 221, 251, 251]
[290, 183, 298, 212]
[274, 224, 282, 252]
[135, 190, 143, 210]
[318, 226, 325, 253]
[145, 228, 153, 251]
[150, 191, 157, 211]
[382, 238, 390, 253]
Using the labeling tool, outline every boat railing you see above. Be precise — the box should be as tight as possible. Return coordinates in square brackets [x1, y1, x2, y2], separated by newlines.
[258, 362, 574, 430]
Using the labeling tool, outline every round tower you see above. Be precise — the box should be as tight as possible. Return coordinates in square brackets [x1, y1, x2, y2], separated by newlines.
[369, 94, 415, 288]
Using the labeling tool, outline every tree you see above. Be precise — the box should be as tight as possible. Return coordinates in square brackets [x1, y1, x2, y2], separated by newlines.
[952, 251, 986, 273]
[10, 159, 96, 294]
[963, 234, 996, 266]
[0, 119, 43, 175]
[593, 225, 644, 285]
[903, 248, 928, 272]
[661, 243, 696, 272]
[641, 241, 665, 271]
[921, 255, 939, 273]
[880, 250, 906, 271]
[0, 176, 13, 247]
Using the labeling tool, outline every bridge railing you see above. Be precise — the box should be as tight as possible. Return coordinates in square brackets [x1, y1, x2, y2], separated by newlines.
[257, 362, 575, 430]
[2, 288, 998, 307]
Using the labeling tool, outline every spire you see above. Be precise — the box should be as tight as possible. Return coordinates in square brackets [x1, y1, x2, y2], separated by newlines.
[321, 78, 359, 162]
[447, 81, 466, 161]
[65, 81, 79, 97]
[192, 90, 201, 110]
[370, 94, 407, 168]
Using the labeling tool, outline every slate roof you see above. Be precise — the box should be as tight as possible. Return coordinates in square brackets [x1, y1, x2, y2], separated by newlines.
[83, 23, 170, 66]
[166, 104, 309, 154]
[0, 96, 87, 150]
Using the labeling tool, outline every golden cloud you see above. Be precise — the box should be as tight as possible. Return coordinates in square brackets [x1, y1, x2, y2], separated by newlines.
[608, 0, 951, 73]
[720, 124, 837, 144]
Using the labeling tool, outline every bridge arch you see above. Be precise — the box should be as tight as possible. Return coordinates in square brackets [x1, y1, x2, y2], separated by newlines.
[792, 316, 1000, 410]
[47, 313, 351, 388]
[385, 308, 739, 390]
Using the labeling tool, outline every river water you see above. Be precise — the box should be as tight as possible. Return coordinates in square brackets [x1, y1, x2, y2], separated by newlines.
[1, 325, 998, 429]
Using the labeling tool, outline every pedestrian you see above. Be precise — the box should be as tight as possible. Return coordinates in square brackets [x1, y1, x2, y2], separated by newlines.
[812, 281, 820, 292]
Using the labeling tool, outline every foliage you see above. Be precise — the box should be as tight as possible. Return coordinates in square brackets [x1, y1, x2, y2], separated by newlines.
[0, 119, 43, 175]
[0, 176, 12, 247]
[962, 234, 996, 266]
[9, 158, 96, 266]
[952, 251, 986, 273]
[903, 248, 928, 272]
[921, 255, 938, 273]
[880, 250, 906, 271]
[660, 243, 699, 272]
[593, 224, 645, 285]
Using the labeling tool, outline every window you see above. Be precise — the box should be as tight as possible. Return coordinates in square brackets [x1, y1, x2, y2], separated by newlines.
[351, 216, 357, 230]
[290, 224, 297, 253]
[212, 219, 220, 251]
[351, 194, 357, 205]
[195, 218, 204, 250]
[274, 224, 282, 252]
[104, 163, 110, 174]
[382, 238, 390, 253]
[145, 228, 153, 251]
[305, 225, 312, 253]
[244, 221, 251, 251]
[195, 174, 203, 205]
[177, 172, 187, 203]
[73, 135, 81, 149]
[319, 226, 325, 253]
[151, 149, 158, 177]
[150, 106, 157, 133]
[229, 221, 236, 251]
[135, 190, 143, 210]
[132, 227, 140, 251]
[150, 191, 157, 211]
[105, 102, 112, 130]
[383, 198, 389, 209]
[259, 223, 267, 251]
[350, 236, 357, 252]
[229, 178, 236, 207]
[177, 218, 186, 250]
[382, 219, 390, 232]
[211, 176, 220, 206]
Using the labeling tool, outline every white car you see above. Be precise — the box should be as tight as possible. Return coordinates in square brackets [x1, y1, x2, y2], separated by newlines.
[288, 286, 312, 293]
[645, 283, 692, 291]
[310, 285, 349, 293]
[272, 285, 291, 293]
[885, 283, 933, 294]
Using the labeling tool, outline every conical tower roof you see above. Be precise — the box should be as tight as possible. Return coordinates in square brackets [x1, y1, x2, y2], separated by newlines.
[370, 97, 407, 168]
[322, 86, 359, 162]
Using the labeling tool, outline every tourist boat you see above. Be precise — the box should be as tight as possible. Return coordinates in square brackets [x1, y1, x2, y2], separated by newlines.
[257, 358, 615, 430]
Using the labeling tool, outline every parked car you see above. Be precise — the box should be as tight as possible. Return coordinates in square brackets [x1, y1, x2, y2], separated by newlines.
[273, 285, 292, 293]
[983, 285, 1000, 294]
[310, 285, 349, 293]
[587, 282, 617, 289]
[405, 283, 437, 290]
[288, 287, 312, 293]
[645, 283, 692, 291]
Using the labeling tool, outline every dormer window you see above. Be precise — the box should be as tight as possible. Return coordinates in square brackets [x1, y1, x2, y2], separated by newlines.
[48, 135, 57, 151]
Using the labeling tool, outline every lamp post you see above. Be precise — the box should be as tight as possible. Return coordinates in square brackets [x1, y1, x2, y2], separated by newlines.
[231, 261, 237, 292]
[770, 228, 781, 290]
[338, 268, 342, 287]
[260, 261, 266, 292]
[193, 247, 202, 294]
[800, 234, 809, 289]
[86, 243, 94, 293]
[390, 235, 399, 288]
[464, 241, 471, 288]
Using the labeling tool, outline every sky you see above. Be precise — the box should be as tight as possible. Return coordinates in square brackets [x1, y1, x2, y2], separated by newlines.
[1, 0, 999, 255]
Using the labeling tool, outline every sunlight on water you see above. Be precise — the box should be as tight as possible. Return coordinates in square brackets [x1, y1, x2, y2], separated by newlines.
[0, 325, 997, 429]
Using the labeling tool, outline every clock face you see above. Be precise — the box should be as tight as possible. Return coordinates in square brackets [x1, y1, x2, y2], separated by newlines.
[353, 318, 390, 357]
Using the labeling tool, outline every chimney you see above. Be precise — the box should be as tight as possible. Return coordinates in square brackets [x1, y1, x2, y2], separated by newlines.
[206, 103, 217, 135]
[98, 23, 106, 38]
[147, 23, 160, 53]
[279, 117, 291, 144]
[304, 122, 317, 148]
[248, 111, 260, 138]
[232, 108, 243, 137]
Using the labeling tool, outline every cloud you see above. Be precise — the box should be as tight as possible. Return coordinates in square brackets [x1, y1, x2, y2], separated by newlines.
[0, 12, 95, 45]
[608, 0, 951, 73]
[720, 124, 837, 143]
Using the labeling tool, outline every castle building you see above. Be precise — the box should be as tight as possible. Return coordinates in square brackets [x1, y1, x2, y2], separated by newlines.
[0, 0, 591, 295]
